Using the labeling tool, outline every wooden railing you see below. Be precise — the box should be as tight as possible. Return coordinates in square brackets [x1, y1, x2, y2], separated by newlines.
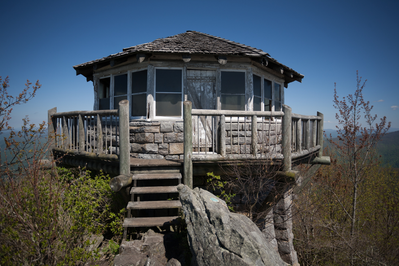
[48, 100, 131, 176]
[183, 101, 324, 186]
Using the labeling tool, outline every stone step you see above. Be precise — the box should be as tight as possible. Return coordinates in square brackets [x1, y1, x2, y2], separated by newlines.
[127, 200, 181, 210]
[130, 186, 178, 194]
[132, 173, 182, 180]
[123, 216, 180, 228]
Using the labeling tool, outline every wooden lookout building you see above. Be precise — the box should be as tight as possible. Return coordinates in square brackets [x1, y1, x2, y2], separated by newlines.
[48, 31, 329, 263]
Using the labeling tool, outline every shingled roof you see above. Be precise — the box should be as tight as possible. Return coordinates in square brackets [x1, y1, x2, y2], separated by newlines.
[74, 31, 303, 84]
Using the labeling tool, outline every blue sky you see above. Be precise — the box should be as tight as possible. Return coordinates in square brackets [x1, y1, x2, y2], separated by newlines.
[1, 0, 398, 130]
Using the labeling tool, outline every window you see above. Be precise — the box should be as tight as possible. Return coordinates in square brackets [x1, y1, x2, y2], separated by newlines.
[99, 77, 110, 110]
[253, 75, 261, 111]
[264, 79, 272, 111]
[155, 69, 182, 117]
[274, 83, 282, 111]
[131, 70, 147, 117]
[221, 71, 245, 110]
[114, 74, 127, 108]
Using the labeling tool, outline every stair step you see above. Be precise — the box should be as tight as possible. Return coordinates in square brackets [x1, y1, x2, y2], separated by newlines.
[127, 200, 181, 210]
[130, 186, 178, 194]
[123, 216, 180, 228]
[132, 173, 182, 180]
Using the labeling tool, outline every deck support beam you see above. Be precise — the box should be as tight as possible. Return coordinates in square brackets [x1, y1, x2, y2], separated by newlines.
[183, 101, 193, 188]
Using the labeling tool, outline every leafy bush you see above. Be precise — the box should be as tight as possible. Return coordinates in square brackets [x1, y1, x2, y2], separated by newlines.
[0, 165, 124, 265]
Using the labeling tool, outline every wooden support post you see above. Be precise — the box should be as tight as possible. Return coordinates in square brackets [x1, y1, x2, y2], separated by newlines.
[305, 119, 310, 150]
[282, 105, 292, 172]
[251, 115, 257, 156]
[47, 107, 57, 160]
[119, 100, 130, 176]
[78, 114, 85, 152]
[97, 114, 103, 154]
[220, 114, 226, 157]
[296, 118, 302, 153]
[317, 112, 324, 157]
[62, 116, 68, 149]
[183, 101, 193, 189]
[312, 119, 317, 148]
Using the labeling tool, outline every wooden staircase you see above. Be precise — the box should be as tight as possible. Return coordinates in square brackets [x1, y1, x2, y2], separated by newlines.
[123, 171, 182, 239]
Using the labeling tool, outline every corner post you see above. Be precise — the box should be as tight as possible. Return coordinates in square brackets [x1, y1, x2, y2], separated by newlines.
[183, 101, 193, 189]
[317, 111, 324, 157]
[282, 105, 292, 172]
[119, 100, 130, 176]
[47, 107, 57, 160]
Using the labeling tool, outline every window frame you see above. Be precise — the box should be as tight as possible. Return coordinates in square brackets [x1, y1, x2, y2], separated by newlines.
[154, 67, 184, 119]
[221, 69, 246, 111]
[96, 68, 148, 119]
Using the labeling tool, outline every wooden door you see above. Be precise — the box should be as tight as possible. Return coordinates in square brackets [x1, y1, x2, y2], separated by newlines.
[187, 70, 217, 152]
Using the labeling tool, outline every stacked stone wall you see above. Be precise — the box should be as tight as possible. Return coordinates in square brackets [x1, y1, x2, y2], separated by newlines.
[129, 121, 184, 160]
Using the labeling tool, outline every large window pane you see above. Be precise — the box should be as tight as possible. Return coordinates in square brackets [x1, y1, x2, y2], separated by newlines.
[274, 83, 281, 102]
[156, 94, 181, 116]
[114, 74, 127, 96]
[265, 99, 271, 111]
[132, 70, 147, 93]
[221, 72, 245, 94]
[221, 95, 245, 111]
[254, 97, 261, 111]
[99, 77, 110, 110]
[264, 79, 272, 99]
[99, 98, 110, 110]
[114, 96, 127, 108]
[132, 94, 146, 117]
[156, 69, 182, 93]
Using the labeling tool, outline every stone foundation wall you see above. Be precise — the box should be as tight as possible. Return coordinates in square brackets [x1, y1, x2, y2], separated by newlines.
[129, 121, 184, 160]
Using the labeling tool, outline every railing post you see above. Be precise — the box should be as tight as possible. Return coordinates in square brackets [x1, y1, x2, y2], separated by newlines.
[78, 114, 85, 152]
[296, 118, 302, 153]
[282, 105, 292, 172]
[97, 114, 103, 154]
[119, 100, 130, 176]
[220, 114, 226, 157]
[251, 115, 257, 156]
[47, 107, 57, 160]
[305, 119, 310, 150]
[183, 101, 193, 189]
[312, 118, 317, 148]
[317, 111, 324, 157]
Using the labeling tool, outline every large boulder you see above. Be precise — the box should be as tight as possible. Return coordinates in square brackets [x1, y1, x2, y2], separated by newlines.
[177, 184, 288, 266]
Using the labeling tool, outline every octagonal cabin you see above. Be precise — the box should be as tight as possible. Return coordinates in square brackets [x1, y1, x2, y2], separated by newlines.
[50, 32, 328, 249]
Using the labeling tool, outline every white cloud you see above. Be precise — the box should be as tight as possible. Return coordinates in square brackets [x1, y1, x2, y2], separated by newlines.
[377, 99, 384, 102]
[391, 105, 398, 110]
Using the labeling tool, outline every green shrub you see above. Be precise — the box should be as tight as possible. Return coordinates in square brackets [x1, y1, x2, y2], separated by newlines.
[0, 166, 124, 265]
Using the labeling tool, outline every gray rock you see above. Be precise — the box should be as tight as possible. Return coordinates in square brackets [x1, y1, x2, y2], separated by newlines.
[177, 184, 288, 266]
[115, 229, 184, 266]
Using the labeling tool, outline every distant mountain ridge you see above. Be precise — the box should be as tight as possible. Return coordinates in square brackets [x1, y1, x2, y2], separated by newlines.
[323, 130, 399, 168]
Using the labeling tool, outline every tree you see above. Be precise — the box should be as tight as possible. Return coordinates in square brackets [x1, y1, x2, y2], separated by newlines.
[293, 71, 395, 265]
[0, 76, 40, 132]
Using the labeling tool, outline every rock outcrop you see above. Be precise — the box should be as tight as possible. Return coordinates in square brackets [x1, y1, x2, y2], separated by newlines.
[114, 229, 185, 266]
[177, 184, 288, 266]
